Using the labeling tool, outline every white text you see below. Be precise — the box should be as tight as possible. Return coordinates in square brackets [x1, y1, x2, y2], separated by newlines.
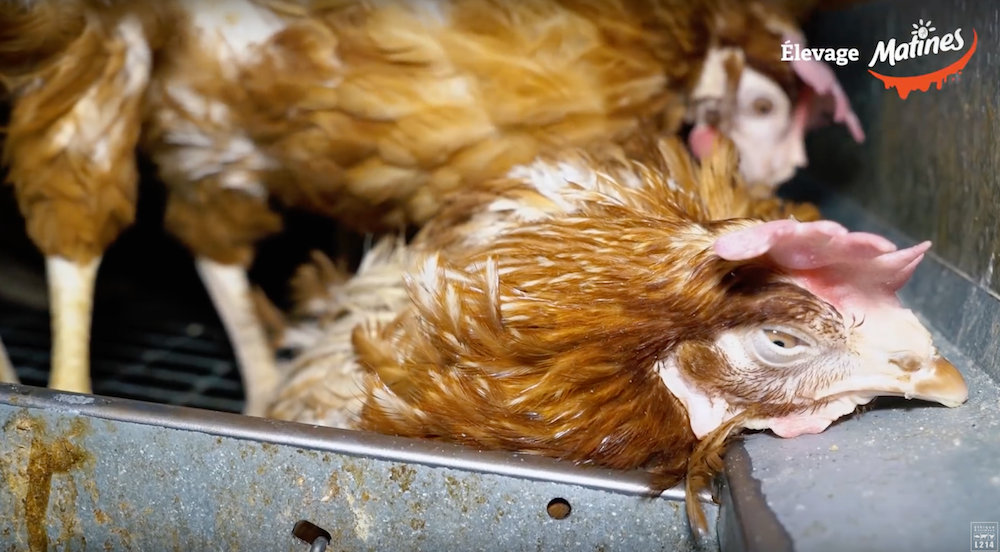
[781, 43, 860, 66]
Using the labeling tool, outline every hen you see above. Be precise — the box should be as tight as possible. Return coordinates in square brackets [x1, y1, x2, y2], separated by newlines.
[266, 136, 966, 535]
[0, 0, 863, 415]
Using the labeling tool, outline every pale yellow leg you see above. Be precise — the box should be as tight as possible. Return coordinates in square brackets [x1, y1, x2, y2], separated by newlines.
[45, 256, 100, 393]
[0, 335, 19, 385]
[195, 258, 280, 417]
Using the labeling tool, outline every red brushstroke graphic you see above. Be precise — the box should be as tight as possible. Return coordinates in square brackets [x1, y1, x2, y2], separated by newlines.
[868, 29, 978, 99]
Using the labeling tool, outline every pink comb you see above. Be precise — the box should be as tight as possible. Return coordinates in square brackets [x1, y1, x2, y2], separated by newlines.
[714, 220, 931, 310]
[783, 34, 866, 144]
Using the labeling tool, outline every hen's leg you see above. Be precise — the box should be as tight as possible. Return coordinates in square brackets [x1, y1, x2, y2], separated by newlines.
[195, 259, 280, 417]
[46, 257, 101, 392]
[1, 14, 151, 394]
[0, 336, 19, 385]
[161, 186, 283, 417]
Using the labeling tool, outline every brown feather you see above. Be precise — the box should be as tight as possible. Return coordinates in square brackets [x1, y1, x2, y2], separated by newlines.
[142, 0, 816, 266]
[1, 2, 173, 261]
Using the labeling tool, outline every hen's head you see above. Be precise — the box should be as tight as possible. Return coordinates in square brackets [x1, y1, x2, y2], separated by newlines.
[685, 2, 865, 187]
[663, 218, 968, 441]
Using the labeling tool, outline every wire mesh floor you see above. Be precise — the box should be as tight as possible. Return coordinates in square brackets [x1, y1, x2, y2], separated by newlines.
[0, 298, 246, 413]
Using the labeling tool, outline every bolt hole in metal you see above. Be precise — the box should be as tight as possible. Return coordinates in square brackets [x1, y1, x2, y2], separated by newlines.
[546, 497, 572, 520]
[293, 519, 332, 552]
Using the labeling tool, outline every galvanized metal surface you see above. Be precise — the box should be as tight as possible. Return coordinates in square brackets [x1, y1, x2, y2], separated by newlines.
[0, 384, 718, 551]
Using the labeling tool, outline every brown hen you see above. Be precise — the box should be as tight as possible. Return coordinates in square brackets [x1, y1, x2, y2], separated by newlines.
[265, 136, 963, 536]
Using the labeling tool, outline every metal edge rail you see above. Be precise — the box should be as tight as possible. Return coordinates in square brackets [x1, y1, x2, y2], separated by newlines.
[718, 443, 795, 552]
[0, 382, 713, 504]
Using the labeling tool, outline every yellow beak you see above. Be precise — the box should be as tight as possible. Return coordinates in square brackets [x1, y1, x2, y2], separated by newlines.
[910, 355, 969, 408]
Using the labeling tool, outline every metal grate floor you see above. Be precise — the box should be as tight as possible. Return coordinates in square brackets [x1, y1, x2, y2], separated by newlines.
[0, 298, 246, 413]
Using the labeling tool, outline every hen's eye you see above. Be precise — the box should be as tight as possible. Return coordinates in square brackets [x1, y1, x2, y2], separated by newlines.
[750, 328, 812, 366]
[765, 329, 800, 349]
[752, 97, 773, 116]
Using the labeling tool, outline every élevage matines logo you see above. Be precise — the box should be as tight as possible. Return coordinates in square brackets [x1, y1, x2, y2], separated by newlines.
[781, 18, 979, 99]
